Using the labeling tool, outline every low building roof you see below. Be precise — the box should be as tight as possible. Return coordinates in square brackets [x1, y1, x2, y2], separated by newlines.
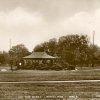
[23, 52, 58, 59]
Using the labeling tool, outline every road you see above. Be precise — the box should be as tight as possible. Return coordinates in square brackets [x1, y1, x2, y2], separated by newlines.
[0, 80, 100, 83]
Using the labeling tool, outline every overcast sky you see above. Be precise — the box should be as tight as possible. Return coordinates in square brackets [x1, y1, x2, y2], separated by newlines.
[0, 0, 100, 52]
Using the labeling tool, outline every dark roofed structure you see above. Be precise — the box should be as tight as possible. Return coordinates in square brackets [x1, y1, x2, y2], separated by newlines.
[23, 52, 59, 69]
[23, 52, 57, 59]
[20, 52, 60, 70]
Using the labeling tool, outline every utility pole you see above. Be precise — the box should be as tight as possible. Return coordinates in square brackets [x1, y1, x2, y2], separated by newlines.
[92, 31, 95, 67]
[10, 39, 11, 49]
[9, 39, 13, 71]
[93, 31, 95, 46]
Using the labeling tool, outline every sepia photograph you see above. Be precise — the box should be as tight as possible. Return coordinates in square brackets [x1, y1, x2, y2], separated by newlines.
[0, 0, 100, 99]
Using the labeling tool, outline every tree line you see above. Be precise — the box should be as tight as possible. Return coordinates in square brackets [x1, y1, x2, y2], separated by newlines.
[33, 34, 100, 67]
[0, 34, 100, 67]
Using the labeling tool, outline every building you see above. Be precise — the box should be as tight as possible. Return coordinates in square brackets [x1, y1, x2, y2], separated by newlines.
[22, 52, 59, 69]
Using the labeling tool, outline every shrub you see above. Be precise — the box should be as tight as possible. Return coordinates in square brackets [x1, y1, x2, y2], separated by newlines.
[51, 63, 63, 70]
[67, 65, 75, 70]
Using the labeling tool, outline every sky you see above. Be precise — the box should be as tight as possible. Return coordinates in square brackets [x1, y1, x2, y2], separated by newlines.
[0, 0, 100, 52]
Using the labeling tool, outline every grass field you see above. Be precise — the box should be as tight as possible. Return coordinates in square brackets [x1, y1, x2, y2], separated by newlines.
[0, 69, 100, 81]
[0, 82, 100, 100]
[0, 67, 100, 99]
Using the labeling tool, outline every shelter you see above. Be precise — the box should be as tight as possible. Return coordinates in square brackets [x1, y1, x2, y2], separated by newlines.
[23, 52, 59, 68]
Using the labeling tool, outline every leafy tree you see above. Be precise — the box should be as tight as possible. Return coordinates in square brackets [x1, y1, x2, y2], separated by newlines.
[86, 44, 100, 67]
[58, 34, 89, 65]
[3, 51, 10, 64]
[47, 38, 58, 56]
[33, 38, 58, 57]
[9, 44, 30, 65]
[34, 44, 45, 52]
[33, 42, 49, 52]
[0, 53, 5, 64]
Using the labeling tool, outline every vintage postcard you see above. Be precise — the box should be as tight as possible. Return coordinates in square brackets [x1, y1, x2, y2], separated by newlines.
[0, 0, 100, 100]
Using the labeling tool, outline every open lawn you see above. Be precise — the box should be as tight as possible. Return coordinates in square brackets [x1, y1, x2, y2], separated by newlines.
[0, 69, 100, 81]
[0, 67, 100, 99]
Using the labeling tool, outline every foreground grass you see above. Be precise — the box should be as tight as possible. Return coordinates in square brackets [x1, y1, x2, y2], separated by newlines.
[0, 68, 100, 99]
[0, 82, 100, 100]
